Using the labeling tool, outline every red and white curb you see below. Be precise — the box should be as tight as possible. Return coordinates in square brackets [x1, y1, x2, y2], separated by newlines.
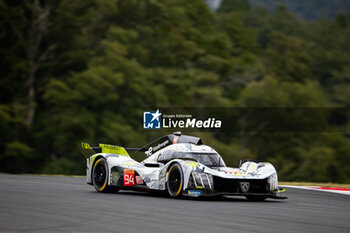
[282, 185, 350, 195]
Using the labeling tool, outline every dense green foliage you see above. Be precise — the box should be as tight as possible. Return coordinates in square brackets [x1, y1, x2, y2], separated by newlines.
[1, 0, 350, 182]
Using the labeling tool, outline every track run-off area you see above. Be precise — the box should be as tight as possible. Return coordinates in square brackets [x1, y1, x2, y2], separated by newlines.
[0, 174, 349, 233]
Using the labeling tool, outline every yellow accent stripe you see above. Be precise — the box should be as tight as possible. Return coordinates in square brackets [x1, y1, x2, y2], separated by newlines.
[273, 188, 286, 193]
[81, 142, 92, 149]
[90, 154, 99, 165]
[99, 143, 130, 157]
[184, 161, 197, 167]
[176, 179, 183, 196]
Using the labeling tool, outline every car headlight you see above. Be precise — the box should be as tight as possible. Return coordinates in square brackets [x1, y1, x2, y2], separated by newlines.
[190, 171, 214, 191]
[268, 173, 278, 191]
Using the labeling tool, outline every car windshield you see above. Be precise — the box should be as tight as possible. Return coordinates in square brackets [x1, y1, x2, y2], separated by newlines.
[157, 150, 225, 167]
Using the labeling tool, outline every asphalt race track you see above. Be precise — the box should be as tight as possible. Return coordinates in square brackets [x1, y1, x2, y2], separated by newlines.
[0, 175, 349, 233]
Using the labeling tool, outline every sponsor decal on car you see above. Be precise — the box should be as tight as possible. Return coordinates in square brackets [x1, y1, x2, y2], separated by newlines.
[99, 143, 130, 157]
[123, 169, 135, 186]
[145, 140, 169, 156]
[173, 135, 179, 144]
[188, 190, 203, 196]
[135, 176, 144, 184]
[220, 168, 247, 176]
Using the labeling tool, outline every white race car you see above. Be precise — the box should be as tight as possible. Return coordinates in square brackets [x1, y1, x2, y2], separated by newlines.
[81, 132, 286, 201]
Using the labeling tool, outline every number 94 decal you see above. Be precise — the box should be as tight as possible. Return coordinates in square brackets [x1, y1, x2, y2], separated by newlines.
[123, 169, 135, 186]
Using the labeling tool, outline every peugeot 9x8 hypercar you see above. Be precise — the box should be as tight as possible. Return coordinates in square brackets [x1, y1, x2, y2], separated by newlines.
[81, 132, 286, 201]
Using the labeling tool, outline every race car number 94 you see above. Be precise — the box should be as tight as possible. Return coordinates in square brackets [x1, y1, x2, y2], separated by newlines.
[123, 169, 135, 186]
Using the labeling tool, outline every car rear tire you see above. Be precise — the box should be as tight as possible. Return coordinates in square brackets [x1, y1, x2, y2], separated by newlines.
[166, 163, 184, 198]
[92, 158, 119, 193]
[245, 195, 267, 201]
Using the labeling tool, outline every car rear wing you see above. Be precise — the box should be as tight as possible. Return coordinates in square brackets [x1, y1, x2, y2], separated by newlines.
[81, 142, 149, 159]
[81, 142, 135, 158]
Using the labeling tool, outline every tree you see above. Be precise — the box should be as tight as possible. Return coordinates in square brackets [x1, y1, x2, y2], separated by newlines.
[218, 0, 251, 13]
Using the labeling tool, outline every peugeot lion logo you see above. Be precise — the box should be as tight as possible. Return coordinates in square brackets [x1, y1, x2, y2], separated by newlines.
[240, 182, 250, 193]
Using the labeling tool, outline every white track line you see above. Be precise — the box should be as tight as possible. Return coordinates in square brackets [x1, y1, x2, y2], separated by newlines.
[281, 185, 350, 195]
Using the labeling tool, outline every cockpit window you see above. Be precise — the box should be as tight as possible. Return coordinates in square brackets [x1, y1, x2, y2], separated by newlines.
[157, 150, 225, 167]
